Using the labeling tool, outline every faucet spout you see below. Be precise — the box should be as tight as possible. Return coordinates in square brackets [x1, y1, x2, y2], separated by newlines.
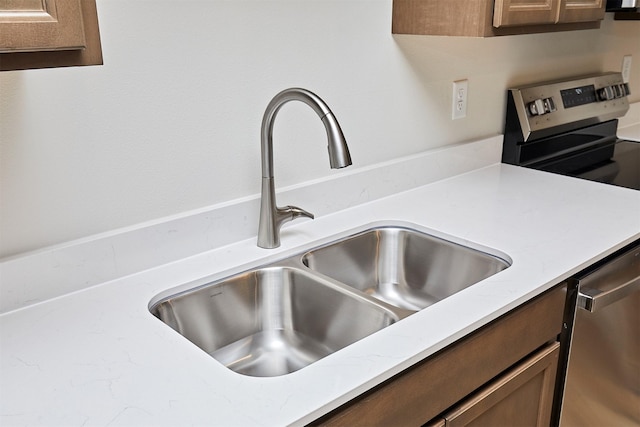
[323, 112, 352, 169]
[257, 88, 352, 249]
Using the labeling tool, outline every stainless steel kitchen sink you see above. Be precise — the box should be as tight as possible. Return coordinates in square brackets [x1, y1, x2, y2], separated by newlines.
[150, 223, 511, 377]
[150, 265, 403, 377]
[302, 226, 511, 311]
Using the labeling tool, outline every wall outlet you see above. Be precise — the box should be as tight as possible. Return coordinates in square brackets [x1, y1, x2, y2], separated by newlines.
[621, 55, 632, 84]
[452, 79, 468, 120]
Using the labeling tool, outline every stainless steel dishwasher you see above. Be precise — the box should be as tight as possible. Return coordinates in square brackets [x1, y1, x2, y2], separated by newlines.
[559, 241, 640, 426]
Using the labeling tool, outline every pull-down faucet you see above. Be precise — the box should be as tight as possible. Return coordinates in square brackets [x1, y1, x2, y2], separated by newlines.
[257, 88, 352, 249]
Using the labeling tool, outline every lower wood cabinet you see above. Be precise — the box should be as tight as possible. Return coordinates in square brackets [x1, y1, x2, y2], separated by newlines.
[311, 285, 566, 427]
[426, 343, 560, 427]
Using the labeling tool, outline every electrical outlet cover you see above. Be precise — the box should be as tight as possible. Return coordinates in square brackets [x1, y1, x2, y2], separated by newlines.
[452, 80, 468, 120]
[622, 55, 632, 84]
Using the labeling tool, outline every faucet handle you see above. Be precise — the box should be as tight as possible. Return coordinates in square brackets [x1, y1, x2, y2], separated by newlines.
[259, 205, 315, 249]
[283, 205, 315, 221]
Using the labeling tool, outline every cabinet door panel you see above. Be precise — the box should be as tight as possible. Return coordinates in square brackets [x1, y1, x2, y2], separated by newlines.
[443, 343, 560, 427]
[0, 0, 85, 52]
[558, 0, 605, 23]
[493, 0, 560, 27]
[0, 0, 101, 71]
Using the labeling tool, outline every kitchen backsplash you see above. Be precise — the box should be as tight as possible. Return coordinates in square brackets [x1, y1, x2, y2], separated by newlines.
[1, 1, 638, 259]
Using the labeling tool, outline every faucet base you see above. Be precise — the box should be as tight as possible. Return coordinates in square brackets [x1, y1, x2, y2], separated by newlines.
[257, 177, 315, 249]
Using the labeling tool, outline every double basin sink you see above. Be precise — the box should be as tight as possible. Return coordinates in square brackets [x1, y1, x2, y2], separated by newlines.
[149, 223, 511, 377]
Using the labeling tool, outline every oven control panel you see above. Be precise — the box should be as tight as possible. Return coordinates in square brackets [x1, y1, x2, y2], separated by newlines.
[509, 72, 630, 142]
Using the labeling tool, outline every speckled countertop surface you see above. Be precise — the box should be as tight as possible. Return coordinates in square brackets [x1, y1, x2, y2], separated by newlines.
[1, 163, 639, 426]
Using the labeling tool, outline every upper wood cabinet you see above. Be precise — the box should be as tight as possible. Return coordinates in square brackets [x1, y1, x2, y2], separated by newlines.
[392, 0, 605, 37]
[559, 0, 606, 23]
[493, 0, 560, 27]
[0, 0, 102, 71]
[495, 0, 605, 26]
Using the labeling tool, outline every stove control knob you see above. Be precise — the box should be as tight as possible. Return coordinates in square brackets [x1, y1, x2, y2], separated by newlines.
[622, 83, 631, 96]
[528, 97, 556, 116]
[613, 84, 624, 98]
[616, 83, 631, 97]
[598, 86, 616, 101]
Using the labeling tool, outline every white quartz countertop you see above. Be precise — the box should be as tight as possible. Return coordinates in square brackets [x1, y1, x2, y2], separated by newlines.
[619, 122, 640, 142]
[1, 164, 639, 426]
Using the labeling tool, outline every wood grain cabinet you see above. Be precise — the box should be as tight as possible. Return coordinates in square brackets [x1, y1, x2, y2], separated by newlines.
[311, 285, 567, 427]
[559, 0, 606, 23]
[494, 0, 605, 27]
[392, 0, 605, 37]
[425, 343, 560, 427]
[0, 0, 102, 71]
[493, 0, 561, 27]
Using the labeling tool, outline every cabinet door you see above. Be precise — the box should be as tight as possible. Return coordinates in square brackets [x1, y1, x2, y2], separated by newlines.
[441, 343, 560, 427]
[0, 0, 85, 52]
[493, 0, 560, 27]
[0, 0, 102, 71]
[558, 0, 605, 23]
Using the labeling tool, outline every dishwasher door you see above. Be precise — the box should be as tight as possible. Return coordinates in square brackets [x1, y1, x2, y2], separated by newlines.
[560, 242, 640, 427]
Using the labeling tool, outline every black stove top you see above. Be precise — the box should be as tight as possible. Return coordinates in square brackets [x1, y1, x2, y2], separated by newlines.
[525, 137, 640, 190]
[563, 139, 640, 190]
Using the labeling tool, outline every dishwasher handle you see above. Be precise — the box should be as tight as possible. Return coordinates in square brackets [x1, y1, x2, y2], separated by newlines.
[578, 275, 640, 312]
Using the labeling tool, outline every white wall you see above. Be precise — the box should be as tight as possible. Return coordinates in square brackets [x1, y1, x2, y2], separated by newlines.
[1, 0, 639, 259]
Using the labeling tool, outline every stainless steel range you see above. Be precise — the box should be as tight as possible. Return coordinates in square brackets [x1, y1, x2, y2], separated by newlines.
[502, 72, 639, 190]
[502, 72, 640, 427]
